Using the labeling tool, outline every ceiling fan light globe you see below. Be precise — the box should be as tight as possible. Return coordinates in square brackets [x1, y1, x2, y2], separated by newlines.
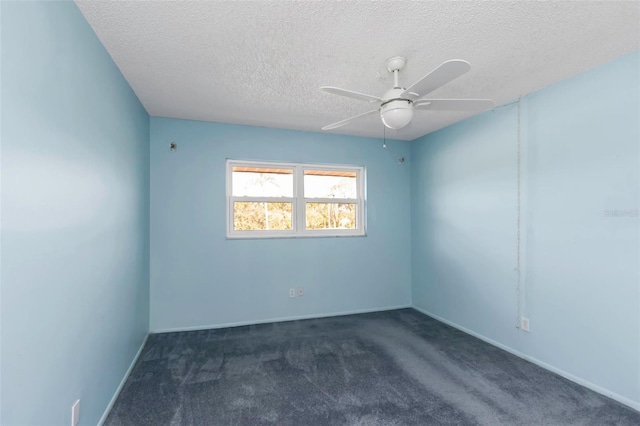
[380, 100, 413, 129]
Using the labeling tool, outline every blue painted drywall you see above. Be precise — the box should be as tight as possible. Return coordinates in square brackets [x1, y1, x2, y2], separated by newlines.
[411, 51, 640, 407]
[150, 118, 411, 331]
[1, 2, 150, 425]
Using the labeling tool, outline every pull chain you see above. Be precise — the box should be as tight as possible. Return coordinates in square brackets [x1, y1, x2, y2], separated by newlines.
[383, 124, 387, 149]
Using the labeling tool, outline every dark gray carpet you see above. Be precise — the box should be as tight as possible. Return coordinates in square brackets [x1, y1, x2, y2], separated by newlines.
[105, 309, 639, 425]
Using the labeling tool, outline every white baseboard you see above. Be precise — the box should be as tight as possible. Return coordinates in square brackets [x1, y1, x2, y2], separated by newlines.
[411, 305, 640, 412]
[151, 304, 412, 334]
[97, 334, 149, 425]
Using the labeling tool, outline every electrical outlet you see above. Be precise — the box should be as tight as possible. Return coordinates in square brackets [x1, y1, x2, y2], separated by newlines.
[297, 287, 304, 297]
[521, 317, 530, 332]
[71, 400, 80, 426]
[289, 288, 296, 298]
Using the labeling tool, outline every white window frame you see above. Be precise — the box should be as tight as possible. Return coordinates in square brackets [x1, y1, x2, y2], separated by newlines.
[226, 159, 366, 239]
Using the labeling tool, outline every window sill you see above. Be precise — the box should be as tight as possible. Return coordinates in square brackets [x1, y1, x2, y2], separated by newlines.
[226, 231, 367, 240]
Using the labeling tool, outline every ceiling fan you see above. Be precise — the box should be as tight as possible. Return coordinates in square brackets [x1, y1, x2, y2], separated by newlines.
[320, 56, 493, 131]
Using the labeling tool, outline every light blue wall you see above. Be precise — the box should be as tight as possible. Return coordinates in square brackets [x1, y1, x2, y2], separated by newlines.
[150, 118, 411, 331]
[411, 51, 640, 408]
[1, 2, 150, 425]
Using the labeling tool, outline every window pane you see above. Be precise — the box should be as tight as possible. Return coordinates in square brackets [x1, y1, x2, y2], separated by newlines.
[234, 202, 292, 230]
[304, 170, 357, 199]
[306, 203, 357, 230]
[232, 167, 293, 197]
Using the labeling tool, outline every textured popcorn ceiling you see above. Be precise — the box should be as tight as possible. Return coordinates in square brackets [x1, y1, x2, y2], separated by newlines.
[76, 1, 640, 141]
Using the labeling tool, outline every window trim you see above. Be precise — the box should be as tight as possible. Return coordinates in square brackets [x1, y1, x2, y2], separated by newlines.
[226, 159, 366, 239]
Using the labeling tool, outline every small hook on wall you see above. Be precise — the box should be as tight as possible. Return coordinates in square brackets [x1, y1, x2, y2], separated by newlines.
[397, 157, 405, 164]
[169, 142, 177, 152]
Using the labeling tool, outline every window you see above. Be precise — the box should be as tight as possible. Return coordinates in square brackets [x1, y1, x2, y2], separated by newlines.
[227, 160, 365, 238]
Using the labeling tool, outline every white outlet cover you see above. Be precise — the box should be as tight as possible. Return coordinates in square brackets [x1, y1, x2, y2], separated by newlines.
[289, 288, 296, 298]
[521, 317, 530, 332]
[297, 287, 304, 296]
[71, 400, 80, 426]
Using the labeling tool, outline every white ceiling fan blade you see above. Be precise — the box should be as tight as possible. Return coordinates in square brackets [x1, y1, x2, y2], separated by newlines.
[320, 86, 382, 103]
[401, 60, 471, 98]
[322, 109, 379, 130]
[414, 99, 494, 111]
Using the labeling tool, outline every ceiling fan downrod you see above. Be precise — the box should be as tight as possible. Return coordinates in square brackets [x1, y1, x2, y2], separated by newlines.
[385, 56, 406, 89]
